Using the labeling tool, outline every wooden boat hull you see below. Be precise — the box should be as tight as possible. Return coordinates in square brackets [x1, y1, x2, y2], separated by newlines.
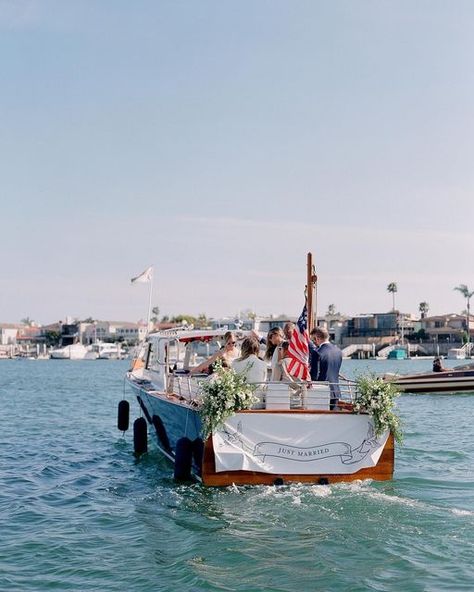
[202, 433, 394, 486]
[128, 378, 395, 486]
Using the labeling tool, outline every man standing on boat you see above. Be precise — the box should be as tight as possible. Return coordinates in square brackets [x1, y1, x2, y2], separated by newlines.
[309, 327, 342, 410]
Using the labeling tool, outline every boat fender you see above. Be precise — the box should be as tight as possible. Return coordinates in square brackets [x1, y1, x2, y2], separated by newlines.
[192, 438, 204, 477]
[273, 477, 284, 486]
[174, 437, 193, 481]
[133, 417, 148, 456]
[117, 400, 130, 432]
[152, 415, 172, 454]
[136, 396, 152, 423]
[318, 477, 329, 485]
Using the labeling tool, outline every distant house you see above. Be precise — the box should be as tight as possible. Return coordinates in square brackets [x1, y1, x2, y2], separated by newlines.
[0, 323, 20, 345]
[16, 325, 44, 346]
[82, 321, 147, 344]
[420, 314, 474, 343]
[341, 312, 416, 346]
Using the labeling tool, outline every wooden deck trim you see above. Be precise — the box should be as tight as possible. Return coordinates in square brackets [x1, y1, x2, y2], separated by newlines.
[202, 434, 394, 487]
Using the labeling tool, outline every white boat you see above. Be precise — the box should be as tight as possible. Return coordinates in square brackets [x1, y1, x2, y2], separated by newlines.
[122, 254, 395, 486]
[50, 343, 89, 360]
[446, 348, 466, 360]
[84, 342, 123, 360]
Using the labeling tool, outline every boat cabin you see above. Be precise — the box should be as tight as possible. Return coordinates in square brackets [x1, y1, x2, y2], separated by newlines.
[131, 328, 341, 411]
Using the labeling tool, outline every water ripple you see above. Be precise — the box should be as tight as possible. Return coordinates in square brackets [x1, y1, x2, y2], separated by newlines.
[1, 359, 474, 591]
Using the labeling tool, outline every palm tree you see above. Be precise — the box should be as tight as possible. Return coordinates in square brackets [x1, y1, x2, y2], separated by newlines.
[418, 302, 429, 319]
[387, 283, 398, 311]
[454, 284, 474, 346]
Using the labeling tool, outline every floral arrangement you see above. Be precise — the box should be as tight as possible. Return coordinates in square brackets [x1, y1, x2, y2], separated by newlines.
[354, 374, 403, 443]
[198, 360, 258, 439]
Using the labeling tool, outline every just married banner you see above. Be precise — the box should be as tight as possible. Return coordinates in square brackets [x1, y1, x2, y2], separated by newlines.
[212, 413, 389, 474]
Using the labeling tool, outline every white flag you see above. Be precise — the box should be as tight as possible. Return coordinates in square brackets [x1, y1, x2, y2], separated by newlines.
[131, 266, 153, 284]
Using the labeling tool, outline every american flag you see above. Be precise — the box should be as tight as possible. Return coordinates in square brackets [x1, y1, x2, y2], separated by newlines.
[286, 304, 310, 380]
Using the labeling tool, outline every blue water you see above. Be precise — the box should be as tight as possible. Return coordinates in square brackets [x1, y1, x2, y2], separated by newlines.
[1, 359, 473, 591]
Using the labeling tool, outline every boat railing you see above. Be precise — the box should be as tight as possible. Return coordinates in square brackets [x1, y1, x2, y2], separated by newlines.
[169, 373, 355, 410]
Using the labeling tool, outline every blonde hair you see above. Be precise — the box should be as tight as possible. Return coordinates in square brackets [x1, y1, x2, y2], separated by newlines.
[223, 331, 236, 344]
[238, 337, 260, 361]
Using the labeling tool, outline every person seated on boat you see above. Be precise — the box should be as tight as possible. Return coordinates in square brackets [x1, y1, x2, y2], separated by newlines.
[190, 331, 238, 375]
[232, 337, 267, 383]
[432, 357, 446, 372]
[264, 327, 285, 381]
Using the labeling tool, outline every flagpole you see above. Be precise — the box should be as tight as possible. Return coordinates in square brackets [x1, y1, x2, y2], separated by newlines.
[146, 268, 154, 334]
[306, 252, 317, 332]
[307, 253, 313, 333]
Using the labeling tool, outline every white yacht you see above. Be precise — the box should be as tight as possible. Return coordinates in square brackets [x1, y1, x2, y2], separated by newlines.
[50, 343, 89, 360]
[83, 342, 123, 360]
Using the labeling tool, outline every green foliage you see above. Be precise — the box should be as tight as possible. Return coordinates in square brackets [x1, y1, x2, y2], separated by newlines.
[44, 331, 61, 346]
[418, 302, 429, 317]
[198, 360, 257, 439]
[354, 374, 403, 443]
[171, 314, 197, 325]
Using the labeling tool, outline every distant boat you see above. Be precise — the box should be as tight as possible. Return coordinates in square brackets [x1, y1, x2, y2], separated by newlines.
[50, 343, 89, 360]
[388, 348, 407, 360]
[446, 348, 466, 360]
[84, 342, 123, 360]
[384, 362, 474, 393]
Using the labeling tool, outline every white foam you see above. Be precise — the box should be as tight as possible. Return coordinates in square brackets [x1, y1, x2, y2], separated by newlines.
[451, 508, 473, 516]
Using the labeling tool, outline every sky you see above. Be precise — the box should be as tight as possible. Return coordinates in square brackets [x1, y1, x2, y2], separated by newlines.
[1, 0, 474, 324]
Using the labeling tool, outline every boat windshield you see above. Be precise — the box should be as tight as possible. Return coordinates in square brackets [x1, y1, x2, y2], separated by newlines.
[179, 337, 225, 371]
[453, 362, 474, 371]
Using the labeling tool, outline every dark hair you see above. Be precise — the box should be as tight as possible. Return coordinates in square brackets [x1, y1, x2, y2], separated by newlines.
[310, 327, 329, 340]
[281, 341, 290, 351]
[265, 327, 284, 360]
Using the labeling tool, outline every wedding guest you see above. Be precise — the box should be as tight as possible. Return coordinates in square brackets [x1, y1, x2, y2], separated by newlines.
[264, 327, 285, 381]
[309, 327, 342, 410]
[191, 331, 238, 374]
[232, 337, 267, 383]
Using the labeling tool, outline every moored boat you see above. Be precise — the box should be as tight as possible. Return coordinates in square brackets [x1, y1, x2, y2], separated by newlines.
[50, 343, 89, 360]
[384, 362, 474, 394]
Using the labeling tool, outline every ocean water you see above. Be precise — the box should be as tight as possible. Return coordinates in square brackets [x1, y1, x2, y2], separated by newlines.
[1, 359, 473, 592]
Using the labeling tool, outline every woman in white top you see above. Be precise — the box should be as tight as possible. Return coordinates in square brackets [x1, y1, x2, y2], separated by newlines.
[232, 338, 267, 384]
[264, 327, 285, 381]
[191, 331, 238, 374]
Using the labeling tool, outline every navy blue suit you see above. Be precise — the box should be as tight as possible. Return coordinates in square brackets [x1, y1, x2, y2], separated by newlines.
[309, 341, 343, 409]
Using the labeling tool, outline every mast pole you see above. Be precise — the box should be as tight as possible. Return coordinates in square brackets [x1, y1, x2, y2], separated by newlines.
[306, 252, 317, 332]
[307, 252, 313, 332]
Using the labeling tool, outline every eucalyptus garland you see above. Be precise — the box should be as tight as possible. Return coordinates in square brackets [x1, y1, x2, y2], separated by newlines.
[354, 374, 403, 443]
[198, 360, 258, 439]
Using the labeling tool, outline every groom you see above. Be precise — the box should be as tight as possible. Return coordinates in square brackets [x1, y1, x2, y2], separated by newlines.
[309, 327, 343, 410]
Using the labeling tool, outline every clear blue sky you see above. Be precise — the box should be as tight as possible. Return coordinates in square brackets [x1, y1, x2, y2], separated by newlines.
[1, 0, 473, 324]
